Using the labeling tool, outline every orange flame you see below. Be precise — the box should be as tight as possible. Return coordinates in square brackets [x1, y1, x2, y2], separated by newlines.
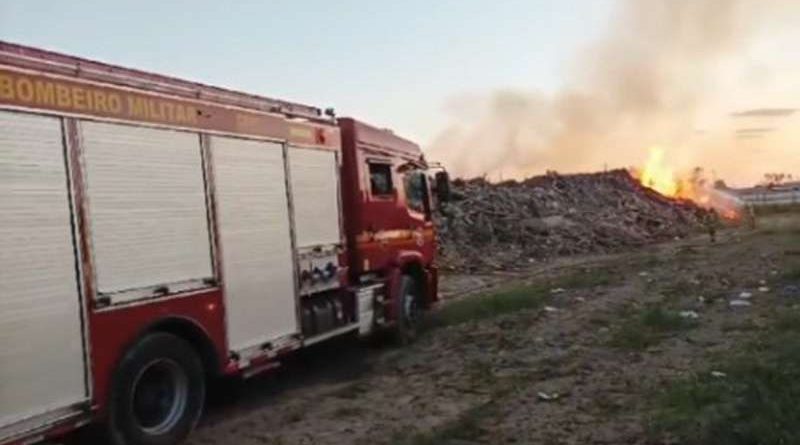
[635, 147, 697, 200]
[638, 147, 678, 197]
[634, 147, 742, 221]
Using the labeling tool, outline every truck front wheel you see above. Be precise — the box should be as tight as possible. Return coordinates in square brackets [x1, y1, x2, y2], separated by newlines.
[393, 274, 423, 344]
[107, 333, 205, 445]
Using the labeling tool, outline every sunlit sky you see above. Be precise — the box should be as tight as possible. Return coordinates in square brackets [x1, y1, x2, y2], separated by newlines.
[3, 1, 799, 185]
[0, 0, 615, 144]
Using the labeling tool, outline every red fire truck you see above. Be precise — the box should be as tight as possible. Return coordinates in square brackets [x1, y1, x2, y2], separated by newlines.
[0, 42, 448, 445]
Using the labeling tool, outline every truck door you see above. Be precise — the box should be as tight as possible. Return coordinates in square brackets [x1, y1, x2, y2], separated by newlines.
[0, 111, 88, 438]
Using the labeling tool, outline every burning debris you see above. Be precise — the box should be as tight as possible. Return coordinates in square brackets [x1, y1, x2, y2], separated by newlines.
[436, 169, 710, 271]
[632, 147, 744, 220]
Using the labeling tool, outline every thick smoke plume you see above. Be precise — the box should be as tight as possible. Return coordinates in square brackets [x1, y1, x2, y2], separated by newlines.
[427, 0, 800, 185]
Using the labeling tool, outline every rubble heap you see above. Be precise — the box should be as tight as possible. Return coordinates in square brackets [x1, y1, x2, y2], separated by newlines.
[436, 169, 705, 271]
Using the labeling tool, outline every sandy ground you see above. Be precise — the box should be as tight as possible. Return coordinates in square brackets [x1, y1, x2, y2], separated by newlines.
[180, 214, 800, 445]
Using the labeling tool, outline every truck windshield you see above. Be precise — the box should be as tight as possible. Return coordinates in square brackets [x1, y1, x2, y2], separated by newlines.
[404, 170, 430, 217]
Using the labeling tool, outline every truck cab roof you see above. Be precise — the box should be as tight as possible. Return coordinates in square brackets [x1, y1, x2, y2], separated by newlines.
[337, 117, 422, 161]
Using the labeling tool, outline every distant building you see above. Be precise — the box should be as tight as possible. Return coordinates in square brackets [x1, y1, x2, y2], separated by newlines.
[725, 182, 800, 207]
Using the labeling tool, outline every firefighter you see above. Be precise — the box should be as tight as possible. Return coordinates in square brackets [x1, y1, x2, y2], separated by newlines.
[746, 203, 757, 230]
[702, 209, 720, 243]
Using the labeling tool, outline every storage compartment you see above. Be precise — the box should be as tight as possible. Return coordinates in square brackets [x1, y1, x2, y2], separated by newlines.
[296, 246, 340, 295]
[211, 136, 298, 351]
[288, 147, 342, 248]
[0, 111, 87, 433]
[300, 292, 354, 337]
[288, 146, 344, 296]
[80, 122, 213, 301]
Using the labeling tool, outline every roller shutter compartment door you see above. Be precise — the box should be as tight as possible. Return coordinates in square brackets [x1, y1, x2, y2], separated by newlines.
[211, 137, 297, 351]
[0, 111, 87, 430]
[80, 122, 212, 301]
[288, 147, 342, 248]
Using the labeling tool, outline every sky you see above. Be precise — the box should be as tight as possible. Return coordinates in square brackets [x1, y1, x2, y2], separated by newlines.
[0, 0, 614, 144]
[2, 1, 798, 186]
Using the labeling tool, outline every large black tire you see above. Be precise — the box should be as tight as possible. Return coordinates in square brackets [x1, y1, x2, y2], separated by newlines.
[106, 333, 205, 445]
[392, 274, 423, 345]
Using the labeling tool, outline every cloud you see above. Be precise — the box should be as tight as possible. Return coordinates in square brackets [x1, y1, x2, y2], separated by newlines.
[730, 108, 797, 117]
[735, 128, 775, 134]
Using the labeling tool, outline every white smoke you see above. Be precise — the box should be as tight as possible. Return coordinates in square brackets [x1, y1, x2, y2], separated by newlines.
[427, 0, 800, 186]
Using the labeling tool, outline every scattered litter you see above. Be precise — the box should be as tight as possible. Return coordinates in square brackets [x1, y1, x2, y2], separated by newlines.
[771, 270, 779, 276]
[543, 306, 559, 313]
[575, 296, 586, 303]
[738, 291, 753, 299]
[782, 285, 800, 298]
[550, 288, 566, 294]
[679, 310, 700, 319]
[758, 286, 770, 293]
[697, 296, 706, 304]
[729, 299, 752, 308]
[759, 279, 767, 285]
[711, 371, 727, 378]
[537, 391, 560, 401]
[638, 271, 650, 277]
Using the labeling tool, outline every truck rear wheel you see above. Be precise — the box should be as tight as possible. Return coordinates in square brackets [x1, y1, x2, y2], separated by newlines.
[107, 332, 205, 445]
[393, 274, 423, 345]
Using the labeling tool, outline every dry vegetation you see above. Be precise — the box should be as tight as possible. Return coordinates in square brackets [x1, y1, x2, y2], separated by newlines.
[187, 213, 800, 445]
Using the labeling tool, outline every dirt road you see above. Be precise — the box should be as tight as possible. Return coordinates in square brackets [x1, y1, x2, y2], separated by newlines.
[189, 214, 800, 445]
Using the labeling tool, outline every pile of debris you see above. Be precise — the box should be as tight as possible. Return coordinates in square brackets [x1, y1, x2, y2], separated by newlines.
[436, 169, 707, 271]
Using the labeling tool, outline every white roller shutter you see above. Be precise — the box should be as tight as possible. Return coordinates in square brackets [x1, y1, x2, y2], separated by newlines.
[211, 137, 297, 350]
[0, 111, 87, 429]
[81, 122, 212, 299]
[288, 148, 341, 248]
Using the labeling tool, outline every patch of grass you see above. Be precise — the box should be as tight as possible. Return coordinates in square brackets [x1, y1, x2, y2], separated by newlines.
[427, 283, 550, 328]
[329, 381, 369, 400]
[675, 245, 701, 257]
[588, 314, 612, 327]
[397, 404, 491, 445]
[660, 279, 698, 300]
[282, 407, 305, 424]
[651, 312, 800, 445]
[428, 268, 623, 329]
[641, 306, 694, 330]
[465, 359, 495, 386]
[556, 266, 623, 289]
[593, 395, 625, 417]
[773, 311, 800, 333]
[720, 319, 760, 333]
[638, 253, 666, 267]
[609, 305, 697, 350]
[780, 264, 800, 283]
[393, 363, 546, 444]
[331, 405, 365, 418]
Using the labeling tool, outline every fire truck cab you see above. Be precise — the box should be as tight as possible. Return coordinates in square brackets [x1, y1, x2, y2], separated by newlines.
[0, 41, 442, 445]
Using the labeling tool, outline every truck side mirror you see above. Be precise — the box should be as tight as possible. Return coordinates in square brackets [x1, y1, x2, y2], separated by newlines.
[434, 171, 451, 202]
